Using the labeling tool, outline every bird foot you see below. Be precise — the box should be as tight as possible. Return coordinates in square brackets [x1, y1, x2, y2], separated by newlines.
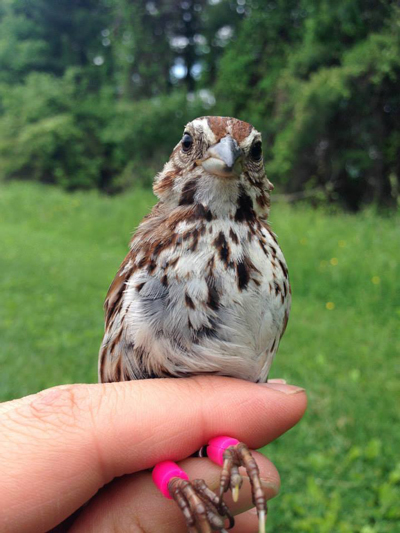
[215, 441, 266, 533]
[169, 477, 234, 532]
[152, 436, 267, 533]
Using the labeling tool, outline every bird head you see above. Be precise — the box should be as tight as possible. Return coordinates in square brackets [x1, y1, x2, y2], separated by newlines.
[154, 116, 274, 218]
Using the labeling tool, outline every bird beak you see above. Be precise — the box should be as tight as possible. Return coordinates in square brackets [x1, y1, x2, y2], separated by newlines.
[197, 135, 242, 177]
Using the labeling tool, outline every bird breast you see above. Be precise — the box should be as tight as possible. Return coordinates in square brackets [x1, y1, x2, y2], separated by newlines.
[99, 202, 290, 384]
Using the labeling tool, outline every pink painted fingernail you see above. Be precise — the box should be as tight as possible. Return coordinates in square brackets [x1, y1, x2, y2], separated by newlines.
[262, 383, 305, 395]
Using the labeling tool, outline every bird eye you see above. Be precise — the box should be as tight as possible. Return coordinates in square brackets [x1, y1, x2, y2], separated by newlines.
[181, 132, 193, 152]
[250, 140, 262, 161]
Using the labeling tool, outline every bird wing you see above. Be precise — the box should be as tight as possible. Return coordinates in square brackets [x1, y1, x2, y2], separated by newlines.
[103, 201, 167, 329]
[104, 252, 134, 329]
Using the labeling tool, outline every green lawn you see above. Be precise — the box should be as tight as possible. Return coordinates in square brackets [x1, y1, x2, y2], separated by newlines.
[1, 182, 399, 532]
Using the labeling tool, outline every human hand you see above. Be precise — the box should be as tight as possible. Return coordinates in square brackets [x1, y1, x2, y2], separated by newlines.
[0, 376, 306, 532]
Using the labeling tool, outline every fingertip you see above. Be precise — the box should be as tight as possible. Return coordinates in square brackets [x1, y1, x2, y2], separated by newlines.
[188, 376, 307, 449]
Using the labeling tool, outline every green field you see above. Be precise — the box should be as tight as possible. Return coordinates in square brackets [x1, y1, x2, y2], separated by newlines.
[1, 182, 399, 532]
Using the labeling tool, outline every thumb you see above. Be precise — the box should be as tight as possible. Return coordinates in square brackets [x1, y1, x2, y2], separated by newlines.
[0, 377, 306, 532]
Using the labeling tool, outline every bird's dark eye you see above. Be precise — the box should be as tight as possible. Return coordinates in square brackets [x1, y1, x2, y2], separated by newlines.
[182, 132, 193, 152]
[250, 140, 262, 161]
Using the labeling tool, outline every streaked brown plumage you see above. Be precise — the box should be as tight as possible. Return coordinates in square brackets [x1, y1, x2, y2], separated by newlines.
[99, 116, 290, 532]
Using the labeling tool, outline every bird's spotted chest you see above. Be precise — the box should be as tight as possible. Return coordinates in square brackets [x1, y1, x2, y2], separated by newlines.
[116, 210, 291, 383]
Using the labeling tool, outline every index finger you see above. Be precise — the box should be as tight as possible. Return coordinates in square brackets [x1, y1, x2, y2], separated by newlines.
[0, 377, 306, 532]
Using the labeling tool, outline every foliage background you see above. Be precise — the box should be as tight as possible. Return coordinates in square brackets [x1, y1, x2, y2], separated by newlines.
[0, 0, 399, 208]
[0, 1, 399, 532]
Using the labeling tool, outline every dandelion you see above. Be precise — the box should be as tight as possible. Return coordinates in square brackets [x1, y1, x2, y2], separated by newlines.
[338, 240, 346, 248]
[326, 302, 335, 310]
[371, 276, 380, 285]
[330, 257, 338, 266]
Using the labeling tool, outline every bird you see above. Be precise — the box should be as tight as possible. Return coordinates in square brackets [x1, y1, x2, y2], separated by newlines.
[99, 116, 291, 533]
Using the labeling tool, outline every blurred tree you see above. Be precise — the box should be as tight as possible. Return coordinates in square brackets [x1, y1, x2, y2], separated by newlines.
[0, 1, 48, 83]
[215, 0, 400, 209]
[199, 0, 245, 87]
[0, 0, 398, 208]
[110, 0, 242, 97]
[110, 0, 176, 98]
[0, 0, 111, 83]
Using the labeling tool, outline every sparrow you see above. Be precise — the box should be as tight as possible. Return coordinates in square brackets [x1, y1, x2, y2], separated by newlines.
[99, 116, 291, 533]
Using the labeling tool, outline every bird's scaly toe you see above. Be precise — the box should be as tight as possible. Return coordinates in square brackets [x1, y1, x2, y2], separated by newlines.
[218, 442, 267, 533]
[169, 477, 234, 533]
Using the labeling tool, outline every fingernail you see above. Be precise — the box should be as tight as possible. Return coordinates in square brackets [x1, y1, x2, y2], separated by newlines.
[268, 378, 287, 384]
[262, 383, 305, 395]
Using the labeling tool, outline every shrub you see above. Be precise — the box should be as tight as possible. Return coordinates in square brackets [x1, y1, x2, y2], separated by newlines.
[0, 69, 208, 191]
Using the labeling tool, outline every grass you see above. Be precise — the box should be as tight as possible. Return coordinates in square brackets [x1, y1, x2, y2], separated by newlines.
[1, 182, 399, 532]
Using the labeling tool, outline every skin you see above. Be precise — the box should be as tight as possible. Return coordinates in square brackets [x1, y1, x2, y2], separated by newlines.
[0, 376, 306, 533]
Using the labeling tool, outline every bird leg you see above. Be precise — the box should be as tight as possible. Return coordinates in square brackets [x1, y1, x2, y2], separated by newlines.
[152, 435, 267, 533]
[152, 461, 233, 533]
[207, 437, 267, 533]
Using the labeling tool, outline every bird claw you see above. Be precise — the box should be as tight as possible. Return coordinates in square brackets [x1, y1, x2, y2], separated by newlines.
[168, 477, 234, 533]
[219, 442, 267, 533]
